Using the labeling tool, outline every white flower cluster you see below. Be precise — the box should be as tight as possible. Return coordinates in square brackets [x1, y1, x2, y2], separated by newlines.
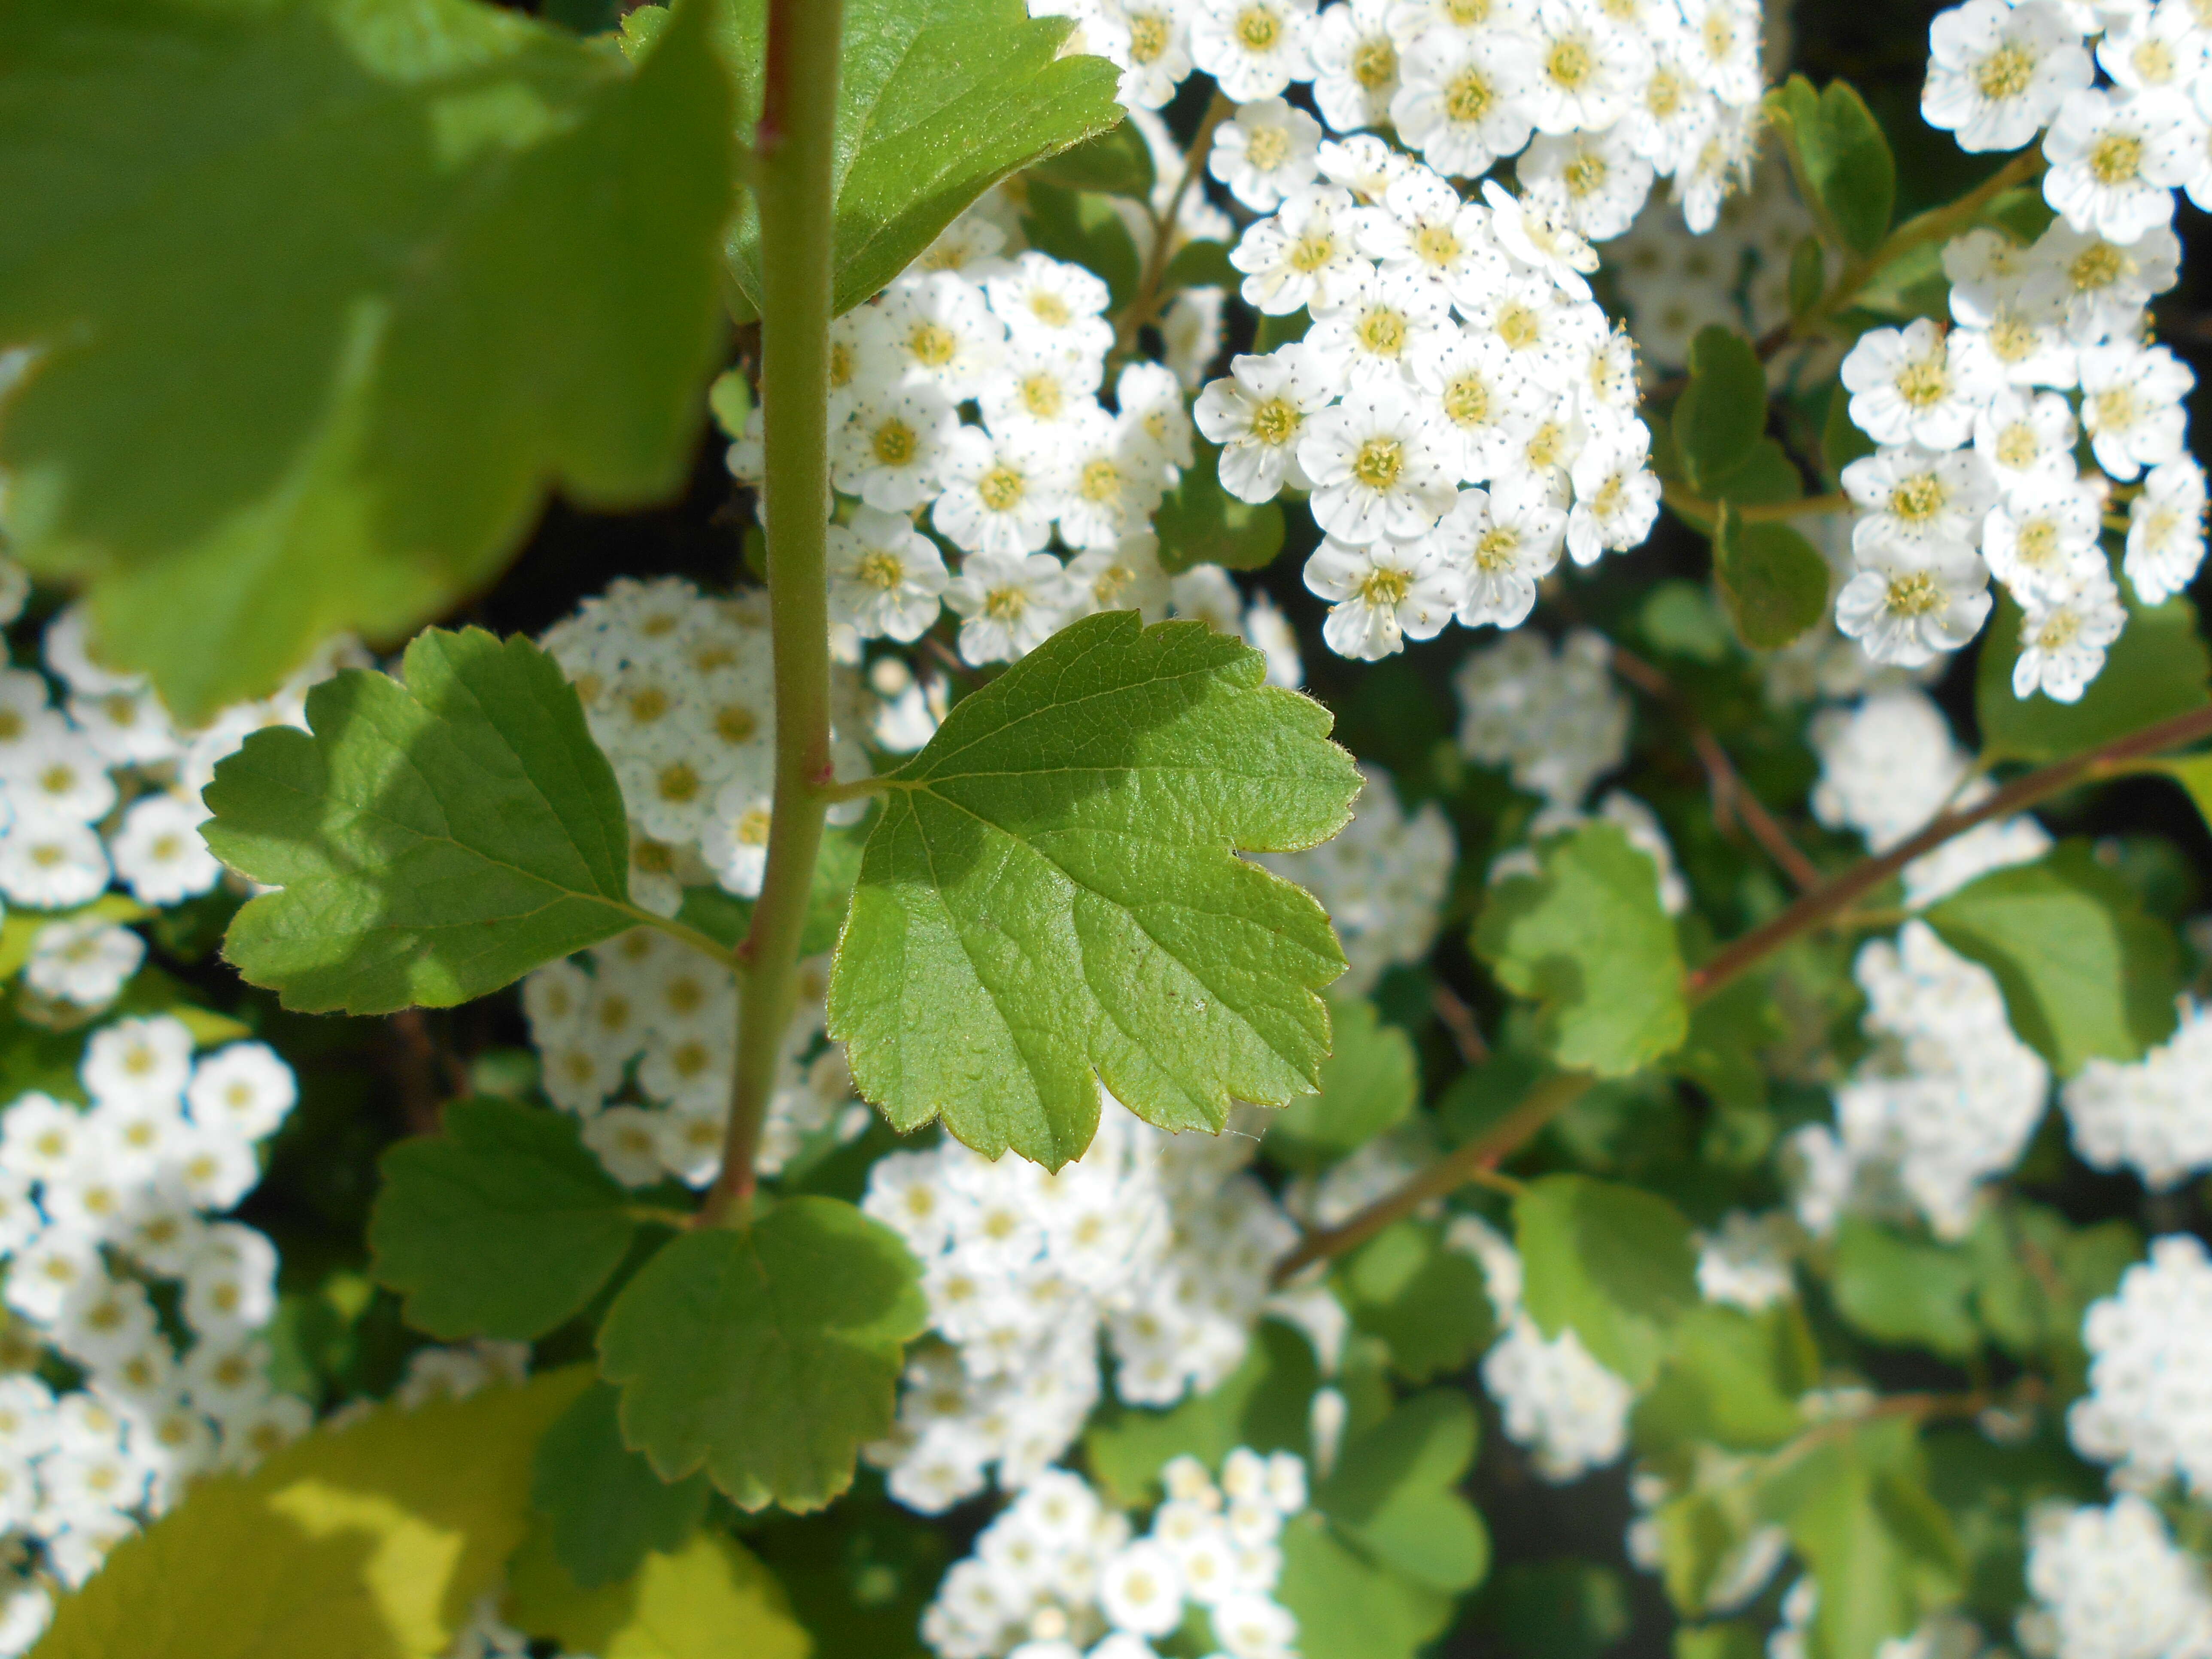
[2018, 1495, 2212, 1659]
[1200, 148, 1663, 661]
[1450, 1213, 1635, 1482]
[1810, 687, 2051, 906]
[523, 930, 856, 1189]
[1787, 921, 2049, 1240]
[0, 1015, 303, 1644]
[540, 577, 871, 906]
[1253, 763, 1455, 995]
[2070, 1232, 2212, 1496]
[727, 186, 1238, 672]
[862, 1097, 1306, 1514]
[2062, 998, 2212, 1190]
[920, 1452, 1309, 1659]
[1610, 158, 1814, 366]
[1454, 627, 1630, 806]
[1694, 1209, 1801, 1310]
[1834, 0, 2212, 693]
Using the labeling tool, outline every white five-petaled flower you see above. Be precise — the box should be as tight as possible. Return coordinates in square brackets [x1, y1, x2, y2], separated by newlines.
[1840, 319, 1999, 451]
[826, 507, 948, 644]
[1209, 97, 1325, 211]
[1304, 537, 1462, 659]
[1298, 382, 1459, 544]
[1411, 331, 1545, 483]
[1565, 423, 1663, 565]
[1056, 410, 1171, 550]
[1921, 0, 2092, 152]
[942, 550, 1076, 665]
[1981, 479, 2106, 602]
[1304, 263, 1453, 387]
[1434, 483, 1570, 628]
[1972, 387, 2079, 504]
[1310, 0, 1404, 133]
[1518, 128, 1659, 243]
[1190, 0, 1319, 100]
[831, 386, 957, 511]
[1390, 26, 1540, 178]
[1841, 444, 2000, 556]
[1676, 0, 1765, 106]
[2041, 87, 2197, 242]
[1098, 0, 1196, 109]
[1194, 344, 1337, 502]
[1483, 179, 1603, 298]
[879, 272, 1008, 402]
[1835, 539, 1995, 667]
[931, 425, 1069, 556]
[1359, 169, 1510, 313]
[2077, 341, 2194, 481]
[1230, 185, 1367, 315]
[1523, 0, 1652, 134]
[2125, 455, 2209, 605]
[2012, 565, 2128, 702]
[984, 252, 1116, 362]
[2022, 220, 2181, 344]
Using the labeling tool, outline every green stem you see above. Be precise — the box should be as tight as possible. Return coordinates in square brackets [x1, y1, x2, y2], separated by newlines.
[1113, 89, 1232, 357]
[1663, 485, 1850, 531]
[699, 0, 845, 1231]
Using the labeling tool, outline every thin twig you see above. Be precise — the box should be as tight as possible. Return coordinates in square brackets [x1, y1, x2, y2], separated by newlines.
[1114, 89, 1233, 355]
[1431, 983, 1489, 1066]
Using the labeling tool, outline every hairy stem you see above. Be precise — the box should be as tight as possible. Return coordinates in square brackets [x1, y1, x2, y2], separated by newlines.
[700, 0, 845, 1230]
[1114, 89, 1233, 356]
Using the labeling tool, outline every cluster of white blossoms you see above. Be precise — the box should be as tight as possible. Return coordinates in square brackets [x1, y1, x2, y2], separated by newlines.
[2018, 1495, 2212, 1659]
[1253, 763, 1455, 994]
[1609, 158, 1813, 365]
[539, 577, 872, 906]
[1810, 687, 2051, 906]
[523, 930, 859, 1190]
[920, 1452, 1309, 1659]
[1453, 627, 1631, 807]
[1787, 920, 2049, 1241]
[2062, 999, 2212, 1190]
[1449, 1214, 1635, 1482]
[862, 1098, 1314, 1515]
[1835, 0, 2212, 692]
[0, 1015, 303, 1648]
[2069, 1233, 2212, 1497]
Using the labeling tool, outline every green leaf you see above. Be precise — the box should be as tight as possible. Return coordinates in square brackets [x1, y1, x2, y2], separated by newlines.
[204, 627, 663, 1016]
[1154, 441, 1288, 574]
[1027, 119, 1154, 197]
[1315, 1393, 1489, 1594]
[1276, 1513, 1457, 1659]
[1515, 1173, 1698, 1388]
[1820, 380, 1878, 481]
[1965, 1201, 2139, 1373]
[1976, 589, 2211, 763]
[505, 1525, 809, 1659]
[369, 1100, 641, 1342]
[1484, 1562, 1634, 1659]
[1926, 840, 2182, 1074]
[1788, 237, 1826, 318]
[1635, 1304, 1814, 1454]
[828, 611, 1359, 1167]
[1717, 438, 1808, 508]
[1264, 995, 1416, 1172]
[708, 370, 754, 442]
[1665, 968, 1783, 1113]
[1472, 823, 1689, 1079]
[596, 1195, 927, 1513]
[1714, 507, 1830, 651]
[722, 0, 1124, 316]
[1161, 238, 1240, 294]
[1083, 1319, 1317, 1508]
[1830, 1219, 1981, 1360]
[0, 0, 733, 723]
[33, 1368, 591, 1659]
[1759, 1418, 1961, 1659]
[1677, 1623, 1766, 1659]
[1769, 77, 1896, 257]
[1021, 179, 1144, 309]
[532, 1382, 711, 1590]
[1670, 328, 1767, 495]
[1336, 1220, 1495, 1385]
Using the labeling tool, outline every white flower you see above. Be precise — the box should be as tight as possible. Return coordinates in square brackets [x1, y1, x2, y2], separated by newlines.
[0, 818, 109, 909]
[1303, 537, 1461, 658]
[2077, 340, 2194, 480]
[933, 425, 1070, 556]
[1462, 273, 1590, 393]
[1161, 286, 1227, 388]
[1841, 444, 1999, 555]
[109, 791, 222, 908]
[25, 918, 144, 1009]
[1100, 0, 1197, 109]
[1982, 480, 2106, 600]
[1310, 0, 1402, 131]
[1674, 0, 1764, 107]
[1066, 535, 1173, 620]
[832, 387, 957, 511]
[979, 347, 1104, 439]
[1523, 0, 1651, 134]
[1518, 128, 1659, 243]
[2097, 3, 2207, 97]
[1972, 387, 2079, 503]
[2069, 1240, 2212, 1498]
[1360, 169, 1509, 311]
[1212, 1592, 1299, 1659]
[1056, 410, 1170, 549]
[1210, 97, 1325, 211]
[1565, 422, 1662, 564]
[1297, 382, 1458, 543]
[1118, 360, 1196, 474]
[984, 252, 1116, 362]
[2021, 1496, 2212, 1659]
[944, 550, 1077, 664]
[3, 729, 117, 826]
[2011, 565, 2126, 701]
[1440, 483, 1568, 628]
[1317, 131, 1417, 203]
[1100, 1540, 1187, 1637]
[188, 1043, 298, 1143]
[1194, 345, 1335, 502]
[2125, 455, 2208, 604]
[1943, 225, 2042, 328]
[1483, 179, 1603, 296]
[1619, 36, 1721, 174]
[1229, 186, 1366, 315]
[2023, 219, 2181, 344]
[1390, 26, 1539, 178]
[1303, 263, 1452, 387]
[1190, 0, 1317, 100]
[826, 508, 947, 643]
[880, 272, 1008, 401]
[2041, 87, 2196, 241]
[1839, 319, 1999, 450]
[1671, 101, 1758, 232]
[1411, 331, 1544, 483]
[1922, 0, 2093, 152]
[1835, 539, 1994, 667]
[2063, 998, 2212, 1190]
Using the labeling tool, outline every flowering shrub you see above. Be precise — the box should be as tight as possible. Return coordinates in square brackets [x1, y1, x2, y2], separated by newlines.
[0, 0, 2210, 1656]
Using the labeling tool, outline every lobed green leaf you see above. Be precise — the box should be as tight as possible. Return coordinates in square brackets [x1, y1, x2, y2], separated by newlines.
[1314, 1392, 1490, 1595]
[1515, 1173, 1698, 1389]
[1713, 507, 1830, 651]
[504, 1525, 809, 1659]
[1264, 994, 1417, 1172]
[1671, 328, 1768, 495]
[1336, 1220, 1496, 1385]
[532, 1381, 712, 1590]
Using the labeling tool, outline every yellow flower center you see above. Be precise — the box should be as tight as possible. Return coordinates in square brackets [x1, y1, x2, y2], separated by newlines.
[1021, 373, 1065, 420]
[1357, 565, 1410, 612]
[1446, 70, 1493, 122]
[1648, 64, 1686, 118]
[2090, 131, 2144, 185]
[1288, 231, 1337, 273]
[1414, 224, 1460, 266]
[1496, 302, 1541, 349]
[1976, 41, 2035, 99]
[714, 703, 760, 744]
[736, 808, 772, 848]
[984, 585, 1030, 623]
[2132, 38, 2177, 83]
[1236, 6, 1279, 50]
[1129, 12, 1169, 62]
[1356, 307, 1409, 356]
[1475, 526, 1521, 569]
[1246, 125, 1291, 170]
[2094, 388, 2139, 432]
[1884, 570, 1944, 616]
[1547, 36, 1594, 90]
[978, 465, 1027, 511]
[1895, 357, 1950, 408]
[2035, 608, 2084, 650]
[2017, 518, 2058, 563]
[1352, 36, 1398, 87]
[1080, 458, 1124, 502]
[1352, 437, 1405, 490]
[1251, 397, 1302, 446]
[1995, 423, 2039, 469]
[908, 322, 958, 367]
[2070, 241, 2127, 292]
[857, 549, 906, 591]
[1891, 474, 1946, 522]
[871, 418, 917, 466]
[1028, 292, 1072, 328]
[1564, 151, 1607, 198]
[1443, 374, 1491, 428]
